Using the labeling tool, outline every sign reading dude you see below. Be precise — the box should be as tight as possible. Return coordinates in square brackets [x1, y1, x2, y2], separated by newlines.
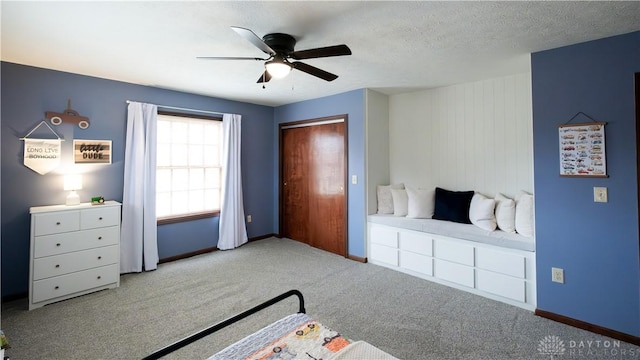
[74, 139, 112, 164]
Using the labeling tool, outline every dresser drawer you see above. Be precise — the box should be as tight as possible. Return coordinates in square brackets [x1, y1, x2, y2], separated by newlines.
[34, 211, 80, 236]
[32, 264, 119, 303]
[34, 226, 120, 258]
[81, 206, 120, 229]
[33, 245, 119, 280]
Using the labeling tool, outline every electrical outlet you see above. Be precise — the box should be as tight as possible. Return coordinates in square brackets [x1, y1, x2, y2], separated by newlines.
[594, 187, 608, 203]
[247, 215, 252, 223]
[552, 267, 564, 284]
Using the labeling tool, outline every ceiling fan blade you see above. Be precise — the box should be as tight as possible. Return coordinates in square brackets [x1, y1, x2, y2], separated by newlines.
[292, 62, 338, 81]
[290, 45, 351, 60]
[197, 56, 267, 61]
[231, 26, 275, 55]
[256, 70, 272, 83]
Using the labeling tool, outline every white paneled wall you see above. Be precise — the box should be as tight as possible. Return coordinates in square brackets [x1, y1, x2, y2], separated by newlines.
[388, 73, 533, 198]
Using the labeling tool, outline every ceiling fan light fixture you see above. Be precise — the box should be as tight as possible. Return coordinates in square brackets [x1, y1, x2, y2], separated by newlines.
[265, 58, 292, 79]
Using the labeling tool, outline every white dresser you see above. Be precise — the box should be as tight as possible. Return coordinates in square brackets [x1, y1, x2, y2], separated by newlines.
[29, 201, 121, 310]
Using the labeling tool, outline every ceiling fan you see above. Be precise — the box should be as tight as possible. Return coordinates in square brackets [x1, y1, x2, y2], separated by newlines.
[198, 26, 352, 83]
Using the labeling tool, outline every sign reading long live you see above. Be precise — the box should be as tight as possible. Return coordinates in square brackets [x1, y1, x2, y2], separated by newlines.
[24, 139, 61, 174]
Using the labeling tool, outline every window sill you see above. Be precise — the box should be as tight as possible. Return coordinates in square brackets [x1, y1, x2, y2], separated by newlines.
[157, 211, 220, 225]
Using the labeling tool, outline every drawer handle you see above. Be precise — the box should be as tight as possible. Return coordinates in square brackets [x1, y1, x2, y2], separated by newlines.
[54, 286, 59, 290]
[55, 264, 60, 268]
[98, 256, 102, 260]
[56, 222, 61, 225]
[99, 217, 103, 220]
[56, 243, 61, 247]
[98, 236, 103, 240]
[97, 276, 102, 280]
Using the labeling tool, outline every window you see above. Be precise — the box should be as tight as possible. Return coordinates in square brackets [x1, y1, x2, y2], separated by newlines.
[156, 112, 223, 224]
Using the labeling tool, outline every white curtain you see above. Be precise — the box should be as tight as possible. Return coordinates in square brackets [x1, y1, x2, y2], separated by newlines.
[121, 102, 159, 272]
[218, 114, 248, 250]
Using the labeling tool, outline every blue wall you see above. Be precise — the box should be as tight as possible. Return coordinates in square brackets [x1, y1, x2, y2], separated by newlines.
[1, 62, 275, 296]
[532, 31, 640, 336]
[274, 90, 367, 257]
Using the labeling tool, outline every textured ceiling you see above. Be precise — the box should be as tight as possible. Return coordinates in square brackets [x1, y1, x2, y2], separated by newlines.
[2, 1, 639, 106]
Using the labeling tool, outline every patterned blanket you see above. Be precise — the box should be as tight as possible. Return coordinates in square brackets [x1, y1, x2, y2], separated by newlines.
[209, 313, 352, 360]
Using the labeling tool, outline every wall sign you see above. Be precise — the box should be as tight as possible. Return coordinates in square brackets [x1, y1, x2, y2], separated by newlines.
[23, 139, 62, 174]
[74, 139, 112, 164]
[20, 120, 63, 175]
[559, 122, 607, 177]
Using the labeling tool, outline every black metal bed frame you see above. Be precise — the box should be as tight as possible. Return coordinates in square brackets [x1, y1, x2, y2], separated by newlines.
[142, 289, 306, 360]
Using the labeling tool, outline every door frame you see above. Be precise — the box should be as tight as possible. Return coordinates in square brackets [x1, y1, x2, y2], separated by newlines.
[278, 114, 349, 257]
[635, 73, 640, 253]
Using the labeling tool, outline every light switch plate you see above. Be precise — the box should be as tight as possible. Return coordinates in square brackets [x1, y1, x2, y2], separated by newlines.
[594, 187, 607, 203]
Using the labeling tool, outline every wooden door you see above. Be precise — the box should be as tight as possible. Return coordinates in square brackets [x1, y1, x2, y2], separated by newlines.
[280, 117, 347, 256]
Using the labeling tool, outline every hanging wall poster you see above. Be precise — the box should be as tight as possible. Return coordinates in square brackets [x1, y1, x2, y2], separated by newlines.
[559, 122, 607, 177]
[74, 139, 112, 164]
[23, 138, 62, 174]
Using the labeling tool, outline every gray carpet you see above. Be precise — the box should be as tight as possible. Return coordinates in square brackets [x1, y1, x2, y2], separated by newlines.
[2, 237, 639, 359]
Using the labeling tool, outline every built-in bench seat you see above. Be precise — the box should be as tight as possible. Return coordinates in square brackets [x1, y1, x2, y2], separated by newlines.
[367, 214, 536, 310]
[368, 214, 535, 252]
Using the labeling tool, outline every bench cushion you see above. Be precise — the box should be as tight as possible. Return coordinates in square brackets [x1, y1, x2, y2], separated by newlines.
[368, 214, 535, 252]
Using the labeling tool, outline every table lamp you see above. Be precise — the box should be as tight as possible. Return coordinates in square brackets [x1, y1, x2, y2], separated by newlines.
[64, 174, 83, 205]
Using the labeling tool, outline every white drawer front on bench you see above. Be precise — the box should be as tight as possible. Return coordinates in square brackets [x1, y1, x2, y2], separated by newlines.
[434, 259, 475, 288]
[370, 244, 398, 266]
[476, 247, 526, 279]
[400, 251, 433, 276]
[477, 269, 526, 302]
[400, 231, 432, 256]
[434, 239, 474, 266]
[370, 225, 398, 248]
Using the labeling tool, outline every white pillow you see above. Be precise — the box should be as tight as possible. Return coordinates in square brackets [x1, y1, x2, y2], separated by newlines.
[469, 193, 497, 231]
[377, 184, 404, 214]
[494, 193, 516, 233]
[390, 188, 408, 216]
[406, 186, 435, 219]
[515, 191, 534, 237]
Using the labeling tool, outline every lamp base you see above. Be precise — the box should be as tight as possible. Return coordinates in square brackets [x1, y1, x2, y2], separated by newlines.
[66, 191, 80, 206]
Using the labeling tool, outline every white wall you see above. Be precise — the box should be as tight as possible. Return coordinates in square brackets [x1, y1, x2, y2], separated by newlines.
[365, 89, 390, 215]
[388, 73, 533, 198]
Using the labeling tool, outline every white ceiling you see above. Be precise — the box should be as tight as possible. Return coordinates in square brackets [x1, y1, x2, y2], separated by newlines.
[2, 1, 639, 107]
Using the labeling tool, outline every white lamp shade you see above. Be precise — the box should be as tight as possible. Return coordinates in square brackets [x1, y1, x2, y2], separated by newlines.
[64, 174, 83, 191]
[265, 62, 292, 79]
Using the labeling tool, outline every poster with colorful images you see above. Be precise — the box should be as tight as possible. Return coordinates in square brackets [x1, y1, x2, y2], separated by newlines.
[559, 122, 607, 177]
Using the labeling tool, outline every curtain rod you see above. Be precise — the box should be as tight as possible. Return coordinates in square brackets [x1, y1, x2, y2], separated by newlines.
[126, 100, 225, 116]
